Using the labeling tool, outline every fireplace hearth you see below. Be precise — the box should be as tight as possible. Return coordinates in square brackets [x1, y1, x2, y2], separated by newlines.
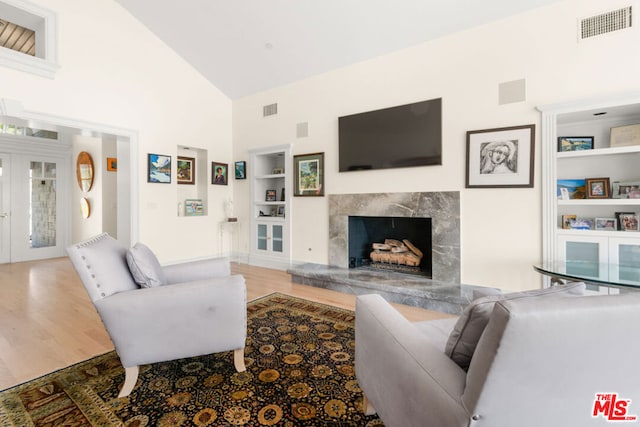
[289, 191, 464, 313]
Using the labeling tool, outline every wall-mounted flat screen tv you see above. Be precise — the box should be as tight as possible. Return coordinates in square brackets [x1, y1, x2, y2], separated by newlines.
[338, 98, 442, 172]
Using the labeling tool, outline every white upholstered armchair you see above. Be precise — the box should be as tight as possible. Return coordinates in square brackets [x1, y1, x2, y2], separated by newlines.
[355, 285, 640, 427]
[67, 233, 247, 397]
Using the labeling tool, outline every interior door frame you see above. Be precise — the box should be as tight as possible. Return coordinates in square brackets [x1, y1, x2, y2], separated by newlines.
[1, 98, 139, 250]
[0, 153, 11, 263]
[0, 134, 71, 262]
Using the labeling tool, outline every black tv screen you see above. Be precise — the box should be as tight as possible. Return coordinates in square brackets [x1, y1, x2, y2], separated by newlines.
[338, 98, 442, 172]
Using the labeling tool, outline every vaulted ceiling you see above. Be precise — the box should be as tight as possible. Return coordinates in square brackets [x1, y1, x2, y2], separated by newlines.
[114, 0, 565, 99]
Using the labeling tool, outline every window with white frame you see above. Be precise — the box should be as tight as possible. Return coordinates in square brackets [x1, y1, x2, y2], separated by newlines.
[0, 0, 58, 78]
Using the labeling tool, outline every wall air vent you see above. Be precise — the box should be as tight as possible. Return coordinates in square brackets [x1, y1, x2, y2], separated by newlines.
[579, 6, 633, 40]
[263, 103, 278, 117]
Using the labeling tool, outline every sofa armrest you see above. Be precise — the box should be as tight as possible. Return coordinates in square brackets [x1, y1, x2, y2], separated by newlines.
[162, 257, 231, 284]
[95, 274, 246, 367]
[355, 294, 470, 427]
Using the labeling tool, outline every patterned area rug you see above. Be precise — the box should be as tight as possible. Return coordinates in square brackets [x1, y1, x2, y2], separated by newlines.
[0, 293, 383, 426]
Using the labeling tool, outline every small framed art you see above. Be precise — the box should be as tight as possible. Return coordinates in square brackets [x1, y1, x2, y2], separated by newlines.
[585, 177, 610, 199]
[557, 179, 586, 200]
[185, 199, 203, 216]
[107, 157, 117, 172]
[266, 189, 277, 201]
[557, 136, 593, 152]
[294, 152, 324, 196]
[234, 161, 246, 179]
[619, 213, 639, 231]
[148, 153, 171, 183]
[561, 214, 577, 229]
[615, 212, 635, 230]
[465, 124, 535, 188]
[595, 218, 617, 231]
[610, 124, 640, 148]
[612, 181, 640, 199]
[211, 162, 228, 185]
[177, 156, 195, 185]
[277, 205, 285, 217]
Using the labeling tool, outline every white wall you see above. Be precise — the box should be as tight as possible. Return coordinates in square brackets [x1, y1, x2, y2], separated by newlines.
[233, 0, 640, 291]
[0, 0, 233, 262]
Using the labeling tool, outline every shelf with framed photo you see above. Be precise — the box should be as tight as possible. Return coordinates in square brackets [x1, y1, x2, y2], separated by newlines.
[249, 144, 292, 266]
[539, 94, 640, 281]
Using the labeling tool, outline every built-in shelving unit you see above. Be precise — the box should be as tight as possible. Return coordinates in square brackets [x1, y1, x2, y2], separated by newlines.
[538, 94, 640, 286]
[249, 144, 292, 269]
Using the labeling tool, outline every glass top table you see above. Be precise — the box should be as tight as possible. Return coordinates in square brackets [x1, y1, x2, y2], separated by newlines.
[534, 261, 640, 290]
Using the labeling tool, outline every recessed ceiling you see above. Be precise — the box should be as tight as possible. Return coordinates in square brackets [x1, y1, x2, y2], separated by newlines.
[114, 0, 566, 99]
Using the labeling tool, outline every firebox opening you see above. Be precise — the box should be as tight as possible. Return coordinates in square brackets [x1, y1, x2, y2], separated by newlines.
[348, 216, 432, 277]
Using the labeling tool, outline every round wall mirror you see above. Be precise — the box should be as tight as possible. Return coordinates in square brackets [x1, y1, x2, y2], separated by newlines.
[76, 151, 94, 192]
[80, 197, 91, 219]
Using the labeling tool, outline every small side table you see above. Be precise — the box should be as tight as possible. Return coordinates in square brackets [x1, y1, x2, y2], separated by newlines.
[219, 220, 239, 258]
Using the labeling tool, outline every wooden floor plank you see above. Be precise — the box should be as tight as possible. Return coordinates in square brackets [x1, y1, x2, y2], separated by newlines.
[0, 258, 451, 390]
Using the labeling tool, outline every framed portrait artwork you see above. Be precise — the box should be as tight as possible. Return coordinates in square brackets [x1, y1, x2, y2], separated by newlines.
[585, 177, 610, 199]
[466, 124, 535, 188]
[211, 162, 228, 185]
[234, 161, 246, 179]
[177, 156, 195, 185]
[293, 152, 324, 196]
[147, 153, 171, 183]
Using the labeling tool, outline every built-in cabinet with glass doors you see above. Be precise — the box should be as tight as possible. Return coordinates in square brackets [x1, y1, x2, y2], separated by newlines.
[249, 145, 291, 269]
[539, 94, 640, 286]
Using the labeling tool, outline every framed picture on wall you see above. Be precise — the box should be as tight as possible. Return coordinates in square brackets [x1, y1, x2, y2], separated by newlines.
[185, 199, 203, 216]
[177, 156, 196, 185]
[106, 157, 117, 172]
[234, 161, 246, 179]
[211, 162, 228, 185]
[293, 152, 324, 196]
[147, 153, 171, 183]
[465, 124, 535, 188]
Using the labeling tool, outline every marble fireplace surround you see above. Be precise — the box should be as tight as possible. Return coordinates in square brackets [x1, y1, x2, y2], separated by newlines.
[329, 191, 460, 283]
[289, 191, 469, 314]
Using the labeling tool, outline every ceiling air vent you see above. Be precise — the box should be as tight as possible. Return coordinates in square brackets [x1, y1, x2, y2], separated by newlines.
[579, 6, 633, 40]
[263, 103, 278, 117]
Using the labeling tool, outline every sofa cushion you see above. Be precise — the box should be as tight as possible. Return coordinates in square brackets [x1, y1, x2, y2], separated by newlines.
[445, 282, 586, 370]
[126, 243, 167, 288]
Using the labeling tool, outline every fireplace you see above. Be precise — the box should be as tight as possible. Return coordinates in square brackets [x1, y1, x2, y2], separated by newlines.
[329, 191, 460, 284]
[348, 216, 432, 277]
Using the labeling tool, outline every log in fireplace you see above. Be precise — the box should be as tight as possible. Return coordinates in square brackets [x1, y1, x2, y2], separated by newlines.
[348, 216, 432, 277]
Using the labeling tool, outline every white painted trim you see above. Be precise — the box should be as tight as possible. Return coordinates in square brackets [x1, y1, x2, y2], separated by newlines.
[1, 98, 139, 246]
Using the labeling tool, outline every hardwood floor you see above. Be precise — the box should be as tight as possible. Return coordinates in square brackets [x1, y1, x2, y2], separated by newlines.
[0, 258, 451, 390]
